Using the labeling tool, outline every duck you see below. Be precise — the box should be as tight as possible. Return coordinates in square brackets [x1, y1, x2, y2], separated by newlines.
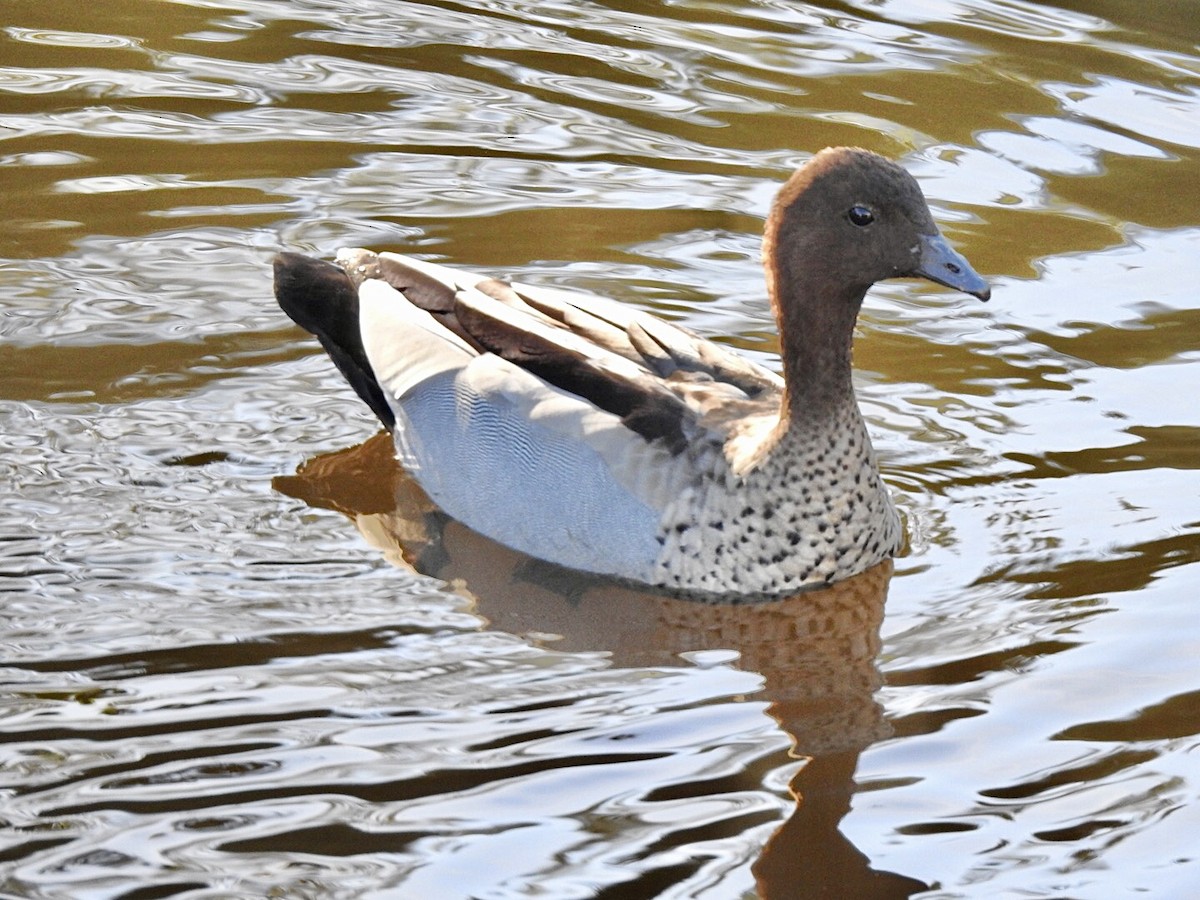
[273, 147, 989, 597]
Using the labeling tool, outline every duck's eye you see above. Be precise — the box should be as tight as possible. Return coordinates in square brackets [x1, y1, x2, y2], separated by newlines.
[848, 205, 875, 227]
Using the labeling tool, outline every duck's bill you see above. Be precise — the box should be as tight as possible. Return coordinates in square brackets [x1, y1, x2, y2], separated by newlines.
[913, 232, 991, 301]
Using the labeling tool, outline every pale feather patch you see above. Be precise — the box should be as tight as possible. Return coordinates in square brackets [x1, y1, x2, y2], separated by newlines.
[374, 251, 491, 293]
[389, 356, 668, 579]
[358, 280, 476, 403]
[458, 354, 690, 514]
[723, 412, 784, 477]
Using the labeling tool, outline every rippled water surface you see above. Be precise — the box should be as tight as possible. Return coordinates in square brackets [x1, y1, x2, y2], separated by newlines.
[3, 1, 1200, 897]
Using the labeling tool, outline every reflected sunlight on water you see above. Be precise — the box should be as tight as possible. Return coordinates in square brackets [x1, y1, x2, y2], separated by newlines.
[2, 1, 1200, 897]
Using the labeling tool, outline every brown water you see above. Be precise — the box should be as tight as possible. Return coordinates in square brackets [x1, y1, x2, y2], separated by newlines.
[3, 1, 1200, 897]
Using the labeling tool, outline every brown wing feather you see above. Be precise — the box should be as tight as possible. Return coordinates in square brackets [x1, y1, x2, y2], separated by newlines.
[509, 281, 783, 397]
[452, 287, 693, 453]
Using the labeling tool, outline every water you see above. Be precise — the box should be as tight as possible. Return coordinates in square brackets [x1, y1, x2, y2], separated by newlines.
[3, 1, 1200, 897]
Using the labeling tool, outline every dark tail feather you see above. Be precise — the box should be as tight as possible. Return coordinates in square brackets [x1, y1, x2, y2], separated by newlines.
[273, 252, 396, 429]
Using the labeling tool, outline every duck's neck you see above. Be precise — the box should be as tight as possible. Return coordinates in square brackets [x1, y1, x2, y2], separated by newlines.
[767, 251, 868, 428]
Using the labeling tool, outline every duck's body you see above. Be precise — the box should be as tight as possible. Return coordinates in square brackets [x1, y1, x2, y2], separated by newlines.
[275, 147, 989, 597]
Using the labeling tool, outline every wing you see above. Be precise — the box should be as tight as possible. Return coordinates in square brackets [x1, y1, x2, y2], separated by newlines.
[338, 249, 785, 453]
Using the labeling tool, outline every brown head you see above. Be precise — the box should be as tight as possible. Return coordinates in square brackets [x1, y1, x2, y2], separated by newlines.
[762, 147, 989, 418]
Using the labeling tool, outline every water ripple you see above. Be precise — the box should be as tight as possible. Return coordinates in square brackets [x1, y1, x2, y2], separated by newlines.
[5, 0, 1200, 896]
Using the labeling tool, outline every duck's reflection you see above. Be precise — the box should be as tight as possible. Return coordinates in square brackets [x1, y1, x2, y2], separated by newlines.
[275, 433, 927, 899]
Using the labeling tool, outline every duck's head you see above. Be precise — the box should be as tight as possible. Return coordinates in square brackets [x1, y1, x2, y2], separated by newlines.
[764, 147, 990, 306]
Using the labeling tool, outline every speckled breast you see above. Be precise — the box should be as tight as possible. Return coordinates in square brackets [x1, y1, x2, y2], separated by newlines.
[651, 409, 902, 597]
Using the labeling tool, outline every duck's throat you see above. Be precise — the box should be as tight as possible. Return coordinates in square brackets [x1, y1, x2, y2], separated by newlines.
[775, 280, 866, 424]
